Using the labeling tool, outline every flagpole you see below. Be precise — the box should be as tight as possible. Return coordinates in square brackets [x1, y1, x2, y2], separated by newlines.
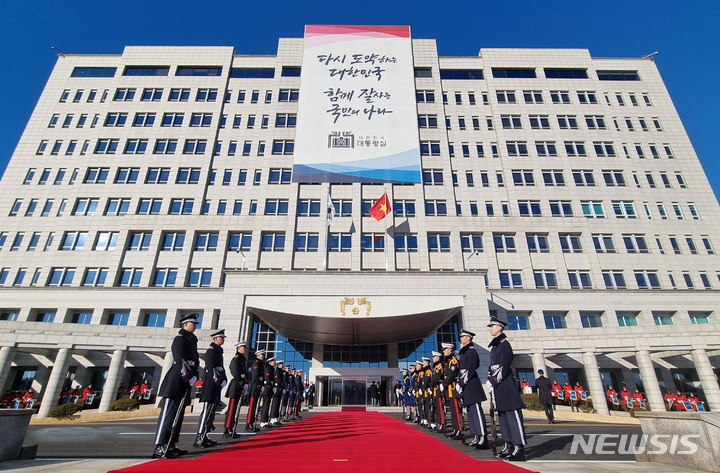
[385, 191, 390, 271]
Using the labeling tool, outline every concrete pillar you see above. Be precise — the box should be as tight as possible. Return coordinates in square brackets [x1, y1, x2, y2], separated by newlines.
[37, 348, 71, 418]
[531, 352, 548, 380]
[691, 349, 720, 411]
[98, 349, 127, 413]
[635, 350, 664, 412]
[0, 345, 17, 392]
[582, 351, 609, 415]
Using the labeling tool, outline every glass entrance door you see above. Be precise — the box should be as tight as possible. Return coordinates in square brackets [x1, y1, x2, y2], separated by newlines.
[327, 376, 382, 406]
[343, 380, 366, 405]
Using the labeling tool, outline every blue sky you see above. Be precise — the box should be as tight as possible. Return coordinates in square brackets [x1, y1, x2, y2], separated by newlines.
[1, 0, 718, 199]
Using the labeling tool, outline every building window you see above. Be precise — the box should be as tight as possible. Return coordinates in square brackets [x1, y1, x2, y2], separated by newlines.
[272, 140, 294, 155]
[295, 233, 319, 252]
[523, 90, 543, 104]
[104, 199, 130, 216]
[544, 313, 566, 329]
[493, 234, 516, 253]
[327, 233, 352, 252]
[512, 170, 534, 186]
[689, 312, 710, 324]
[297, 199, 321, 217]
[592, 234, 616, 253]
[603, 271, 627, 289]
[617, 312, 639, 327]
[496, 90, 516, 104]
[422, 169, 444, 185]
[518, 201, 542, 216]
[190, 113, 213, 127]
[635, 271, 661, 289]
[420, 141, 441, 156]
[460, 234, 483, 252]
[499, 270, 523, 288]
[506, 142, 528, 156]
[534, 270, 558, 289]
[394, 200, 416, 217]
[114, 88, 136, 101]
[427, 233, 451, 252]
[153, 139, 177, 154]
[48, 268, 75, 286]
[169, 199, 194, 215]
[227, 233, 251, 252]
[594, 142, 616, 157]
[95, 139, 119, 154]
[501, 115, 522, 129]
[161, 232, 185, 251]
[361, 234, 385, 252]
[188, 269, 213, 287]
[196, 89, 218, 102]
[507, 314, 530, 331]
[141, 88, 163, 101]
[550, 201, 573, 217]
[264, 199, 289, 215]
[529, 115, 550, 129]
[115, 168, 139, 184]
[72, 198, 99, 216]
[143, 311, 167, 327]
[612, 201, 637, 218]
[194, 232, 218, 251]
[183, 140, 207, 154]
[568, 271, 592, 289]
[557, 115, 579, 130]
[653, 312, 674, 326]
[394, 234, 418, 252]
[119, 269, 142, 287]
[153, 269, 177, 288]
[418, 115, 438, 128]
[559, 234, 582, 253]
[623, 234, 648, 253]
[137, 199, 162, 215]
[526, 234, 549, 253]
[268, 169, 292, 185]
[581, 201, 604, 218]
[261, 233, 286, 252]
[94, 232, 118, 251]
[565, 141, 586, 156]
[424, 200, 447, 216]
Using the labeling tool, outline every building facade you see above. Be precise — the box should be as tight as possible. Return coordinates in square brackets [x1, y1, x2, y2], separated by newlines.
[1, 27, 719, 416]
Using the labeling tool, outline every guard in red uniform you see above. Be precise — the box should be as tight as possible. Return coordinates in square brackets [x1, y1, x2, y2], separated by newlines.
[663, 391, 675, 411]
[22, 388, 35, 407]
[574, 382, 585, 406]
[82, 385, 94, 406]
[620, 386, 632, 411]
[674, 390, 688, 410]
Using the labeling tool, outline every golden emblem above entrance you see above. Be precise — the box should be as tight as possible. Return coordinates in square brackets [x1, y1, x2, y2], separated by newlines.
[340, 297, 371, 317]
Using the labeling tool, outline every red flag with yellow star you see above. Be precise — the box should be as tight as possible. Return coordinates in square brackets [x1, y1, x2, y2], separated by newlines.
[369, 192, 392, 222]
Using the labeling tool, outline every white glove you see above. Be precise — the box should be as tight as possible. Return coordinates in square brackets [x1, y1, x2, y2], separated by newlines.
[221, 380, 227, 388]
[485, 380, 493, 390]
[439, 383, 444, 393]
[189, 376, 197, 386]
[456, 384, 463, 395]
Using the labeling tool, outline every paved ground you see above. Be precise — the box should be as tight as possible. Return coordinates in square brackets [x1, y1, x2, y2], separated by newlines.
[0, 409, 705, 473]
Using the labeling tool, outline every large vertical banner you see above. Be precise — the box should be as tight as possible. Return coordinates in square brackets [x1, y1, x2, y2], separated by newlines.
[293, 25, 421, 184]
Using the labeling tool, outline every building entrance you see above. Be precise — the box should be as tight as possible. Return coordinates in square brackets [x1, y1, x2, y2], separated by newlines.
[327, 376, 382, 406]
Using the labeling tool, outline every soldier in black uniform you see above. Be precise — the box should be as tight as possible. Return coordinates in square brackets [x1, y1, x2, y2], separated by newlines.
[487, 317, 527, 461]
[245, 349, 265, 432]
[457, 329, 489, 448]
[223, 341, 247, 438]
[293, 369, 304, 418]
[430, 351, 445, 432]
[441, 343, 463, 439]
[280, 365, 292, 421]
[259, 356, 276, 428]
[194, 329, 227, 448]
[413, 360, 423, 424]
[421, 357, 433, 428]
[153, 314, 200, 458]
[269, 360, 284, 426]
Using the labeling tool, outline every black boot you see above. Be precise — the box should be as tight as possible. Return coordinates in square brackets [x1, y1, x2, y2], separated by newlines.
[508, 445, 527, 461]
[193, 434, 204, 448]
[153, 444, 173, 459]
[495, 443, 512, 459]
[473, 435, 490, 450]
[169, 444, 188, 456]
[222, 428, 231, 438]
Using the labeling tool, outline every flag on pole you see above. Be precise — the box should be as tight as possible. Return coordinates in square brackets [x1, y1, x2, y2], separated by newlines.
[326, 193, 335, 226]
[369, 192, 392, 222]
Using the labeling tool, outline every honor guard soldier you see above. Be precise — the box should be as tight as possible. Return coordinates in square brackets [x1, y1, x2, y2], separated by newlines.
[486, 317, 527, 461]
[153, 313, 200, 458]
[223, 341, 248, 438]
[402, 368, 414, 421]
[421, 357, 433, 428]
[294, 369, 304, 418]
[286, 368, 297, 420]
[259, 357, 276, 428]
[457, 329, 489, 448]
[195, 329, 227, 448]
[281, 365, 292, 421]
[245, 349, 265, 432]
[430, 351, 445, 432]
[269, 360, 285, 426]
[441, 343, 463, 438]
[413, 360, 423, 423]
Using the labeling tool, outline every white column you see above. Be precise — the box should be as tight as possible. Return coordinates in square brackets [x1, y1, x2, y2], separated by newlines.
[98, 349, 127, 413]
[582, 351, 609, 416]
[0, 345, 17, 391]
[691, 349, 720, 411]
[531, 352, 548, 379]
[37, 348, 72, 418]
[635, 350, 664, 412]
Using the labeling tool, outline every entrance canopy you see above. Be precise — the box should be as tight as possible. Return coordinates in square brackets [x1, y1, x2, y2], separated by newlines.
[246, 295, 463, 345]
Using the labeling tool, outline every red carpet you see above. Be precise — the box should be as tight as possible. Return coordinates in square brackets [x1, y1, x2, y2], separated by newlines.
[109, 412, 536, 473]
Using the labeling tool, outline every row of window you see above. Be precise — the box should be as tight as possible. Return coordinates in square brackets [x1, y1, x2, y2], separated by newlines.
[59, 87, 299, 104]
[23, 167, 291, 187]
[505, 310, 710, 331]
[1, 261, 715, 292]
[36, 138, 294, 156]
[1, 227, 712, 261]
[417, 67, 641, 82]
[418, 88, 652, 106]
[0, 306, 210, 328]
[423, 113, 663, 133]
[421, 140, 673, 160]
[48, 111, 297, 130]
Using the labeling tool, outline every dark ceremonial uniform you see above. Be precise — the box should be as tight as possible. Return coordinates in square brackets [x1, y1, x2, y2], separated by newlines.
[535, 374, 554, 423]
[488, 332, 527, 457]
[259, 362, 275, 424]
[224, 350, 247, 434]
[431, 360, 445, 429]
[155, 328, 199, 453]
[246, 357, 264, 429]
[281, 369, 292, 420]
[196, 342, 226, 446]
[287, 372, 297, 419]
[294, 374, 303, 417]
[458, 341, 487, 439]
[422, 365, 433, 424]
[443, 354, 462, 434]
[415, 368, 425, 423]
[402, 372, 414, 415]
[270, 365, 284, 422]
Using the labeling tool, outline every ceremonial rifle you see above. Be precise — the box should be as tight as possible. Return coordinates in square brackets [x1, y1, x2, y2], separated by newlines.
[489, 391, 498, 456]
